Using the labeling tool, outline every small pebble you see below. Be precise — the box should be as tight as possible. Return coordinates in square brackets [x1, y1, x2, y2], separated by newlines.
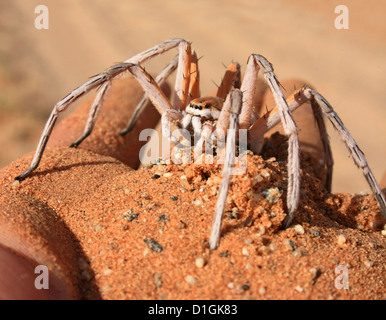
[151, 174, 161, 179]
[185, 275, 198, 285]
[193, 198, 203, 205]
[218, 250, 229, 257]
[242, 247, 250, 256]
[284, 239, 297, 251]
[163, 172, 173, 178]
[170, 196, 178, 201]
[241, 284, 250, 291]
[227, 208, 239, 219]
[258, 287, 266, 295]
[124, 212, 138, 222]
[158, 214, 169, 222]
[310, 267, 321, 285]
[103, 268, 113, 276]
[337, 234, 346, 245]
[261, 169, 271, 178]
[295, 286, 304, 292]
[262, 187, 281, 203]
[154, 273, 162, 289]
[252, 174, 263, 185]
[144, 238, 163, 252]
[244, 238, 253, 245]
[180, 175, 190, 188]
[256, 226, 266, 236]
[364, 260, 373, 268]
[293, 249, 305, 258]
[195, 257, 206, 268]
[309, 229, 321, 237]
[294, 224, 305, 235]
[178, 220, 187, 229]
[202, 194, 210, 202]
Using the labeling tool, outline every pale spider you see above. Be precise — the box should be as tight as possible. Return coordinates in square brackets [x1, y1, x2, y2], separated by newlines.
[15, 39, 386, 250]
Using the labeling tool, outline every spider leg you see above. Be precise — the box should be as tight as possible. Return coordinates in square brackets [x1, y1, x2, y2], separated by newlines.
[119, 54, 179, 136]
[70, 81, 112, 147]
[249, 87, 334, 192]
[14, 63, 130, 181]
[309, 94, 334, 192]
[209, 88, 243, 250]
[249, 87, 386, 221]
[214, 88, 233, 160]
[15, 39, 190, 181]
[239, 56, 260, 130]
[188, 51, 200, 101]
[128, 64, 184, 141]
[191, 115, 203, 138]
[216, 61, 241, 100]
[193, 121, 215, 161]
[307, 88, 386, 219]
[173, 41, 191, 111]
[180, 113, 192, 129]
[124, 38, 190, 65]
[248, 54, 300, 228]
[214, 62, 242, 156]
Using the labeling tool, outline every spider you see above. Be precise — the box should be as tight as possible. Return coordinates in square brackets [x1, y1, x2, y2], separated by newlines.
[15, 38, 386, 250]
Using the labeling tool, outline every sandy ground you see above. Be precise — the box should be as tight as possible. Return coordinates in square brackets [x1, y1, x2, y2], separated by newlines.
[0, 0, 385, 193]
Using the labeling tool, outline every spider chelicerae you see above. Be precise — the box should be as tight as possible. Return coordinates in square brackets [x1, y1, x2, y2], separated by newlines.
[15, 38, 386, 250]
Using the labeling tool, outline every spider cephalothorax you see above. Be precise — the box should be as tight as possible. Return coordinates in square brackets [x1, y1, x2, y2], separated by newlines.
[15, 38, 386, 250]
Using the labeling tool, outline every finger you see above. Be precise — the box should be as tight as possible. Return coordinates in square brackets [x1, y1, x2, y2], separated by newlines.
[0, 200, 79, 299]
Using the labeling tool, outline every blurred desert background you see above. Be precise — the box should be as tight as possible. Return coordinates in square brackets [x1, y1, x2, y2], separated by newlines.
[0, 0, 385, 194]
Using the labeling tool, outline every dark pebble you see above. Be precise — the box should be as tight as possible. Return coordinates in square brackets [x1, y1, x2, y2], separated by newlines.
[242, 284, 250, 291]
[144, 238, 163, 252]
[124, 213, 138, 222]
[288, 240, 297, 251]
[152, 174, 161, 179]
[309, 229, 321, 237]
[218, 250, 229, 257]
[158, 214, 169, 222]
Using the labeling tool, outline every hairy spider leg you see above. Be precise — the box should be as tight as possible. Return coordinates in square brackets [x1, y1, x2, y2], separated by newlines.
[248, 86, 386, 223]
[15, 39, 190, 181]
[119, 55, 179, 136]
[243, 54, 300, 228]
[209, 89, 243, 250]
